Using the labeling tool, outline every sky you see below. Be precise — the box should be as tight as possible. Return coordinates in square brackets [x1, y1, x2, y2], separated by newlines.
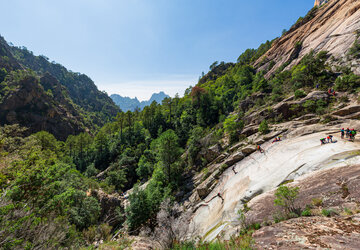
[0, 0, 314, 100]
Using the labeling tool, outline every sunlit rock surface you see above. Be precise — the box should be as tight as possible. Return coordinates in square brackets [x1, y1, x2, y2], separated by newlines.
[190, 122, 360, 241]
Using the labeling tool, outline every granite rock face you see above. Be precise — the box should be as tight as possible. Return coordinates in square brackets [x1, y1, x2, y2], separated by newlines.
[253, 215, 360, 249]
[255, 0, 360, 77]
[314, 0, 329, 7]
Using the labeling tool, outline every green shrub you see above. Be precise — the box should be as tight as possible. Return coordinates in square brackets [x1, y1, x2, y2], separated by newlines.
[105, 169, 127, 192]
[312, 198, 323, 207]
[334, 73, 360, 91]
[294, 89, 307, 99]
[258, 120, 270, 134]
[348, 39, 360, 59]
[201, 167, 210, 182]
[303, 100, 316, 113]
[315, 99, 327, 115]
[125, 186, 151, 231]
[321, 208, 337, 217]
[301, 206, 312, 217]
[224, 115, 244, 143]
[344, 207, 353, 215]
[273, 213, 286, 223]
[274, 185, 300, 215]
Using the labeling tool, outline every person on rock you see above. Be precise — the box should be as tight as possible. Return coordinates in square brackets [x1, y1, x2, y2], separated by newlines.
[350, 129, 356, 142]
[346, 128, 350, 138]
[272, 136, 281, 143]
[257, 144, 264, 153]
[327, 135, 333, 143]
[341, 128, 345, 139]
[217, 192, 224, 204]
[232, 166, 237, 175]
[320, 138, 326, 145]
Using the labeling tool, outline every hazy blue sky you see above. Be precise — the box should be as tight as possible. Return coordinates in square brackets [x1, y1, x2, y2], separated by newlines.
[1, 0, 314, 100]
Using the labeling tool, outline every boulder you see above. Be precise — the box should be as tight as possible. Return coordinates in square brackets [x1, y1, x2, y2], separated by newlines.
[254, 138, 266, 145]
[204, 144, 222, 163]
[224, 152, 245, 167]
[241, 145, 256, 156]
[241, 125, 258, 137]
[229, 142, 246, 153]
[196, 172, 218, 199]
[273, 101, 292, 120]
[299, 91, 329, 103]
[241, 189, 264, 203]
[215, 153, 229, 164]
[332, 105, 360, 116]
[304, 118, 321, 125]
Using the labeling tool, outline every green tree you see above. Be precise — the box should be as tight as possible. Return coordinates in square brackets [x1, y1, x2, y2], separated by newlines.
[125, 186, 151, 231]
[274, 185, 300, 215]
[0, 68, 7, 83]
[258, 120, 269, 134]
[224, 115, 244, 143]
[156, 130, 183, 184]
[136, 150, 156, 181]
[106, 169, 127, 191]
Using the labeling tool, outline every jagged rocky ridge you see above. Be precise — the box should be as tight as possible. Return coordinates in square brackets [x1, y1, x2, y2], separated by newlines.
[111, 91, 170, 112]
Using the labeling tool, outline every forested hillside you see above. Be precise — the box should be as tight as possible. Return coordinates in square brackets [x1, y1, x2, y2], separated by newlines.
[0, 35, 119, 139]
[1, 0, 360, 249]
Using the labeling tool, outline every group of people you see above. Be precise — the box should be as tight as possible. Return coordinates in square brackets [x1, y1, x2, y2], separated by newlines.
[341, 128, 357, 141]
[321, 128, 357, 144]
[320, 135, 334, 145]
[272, 136, 282, 143]
[328, 88, 336, 96]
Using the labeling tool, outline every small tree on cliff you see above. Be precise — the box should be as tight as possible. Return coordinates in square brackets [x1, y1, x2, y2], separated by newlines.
[274, 185, 300, 216]
[258, 120, 269, 134]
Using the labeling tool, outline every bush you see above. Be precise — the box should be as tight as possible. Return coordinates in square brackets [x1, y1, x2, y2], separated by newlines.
[303, 100, 316, 113]
[258, 120, 270, 134]
[334, 73, 360, 91]
[125, 186, 151, 231]
[348, 39, 360, 59]
[201, 167, 210, 182]
[301, 206, 312, 217]
[344, 207, 353, 215]
[315, 99, 327, 115]
[294, 89, 307, 99]
[321, 208, 337, 217]
[312, 198, 323, 207]
[274, 185, 300, 215]
[105, 169, 126, 191]
[224, 115, 244, 143]
[273, 213, 286, 223]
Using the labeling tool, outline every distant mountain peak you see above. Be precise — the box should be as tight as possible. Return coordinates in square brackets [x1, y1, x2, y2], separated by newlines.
[111, 91, 170, 112]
